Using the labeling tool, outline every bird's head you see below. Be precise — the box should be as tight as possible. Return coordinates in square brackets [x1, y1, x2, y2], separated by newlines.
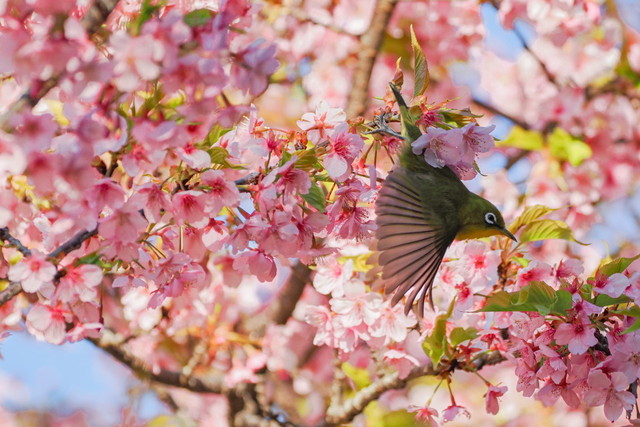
[455, 196, 517, 242]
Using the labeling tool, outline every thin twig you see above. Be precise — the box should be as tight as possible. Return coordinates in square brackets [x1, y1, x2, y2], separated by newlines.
[49, 228, 98, 259]
[89, 331, 225, 394]
[0, 227, 98, 308]
[0, 227, 31, 256]
[471, 98, 530, 130]
[325, 351, 505, 425]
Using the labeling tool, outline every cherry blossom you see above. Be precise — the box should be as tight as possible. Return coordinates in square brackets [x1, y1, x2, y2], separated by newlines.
[297, 100, 346, 144]
[8, 251, 56, 294]
[484, 385, 507, 415]
[553, 315, 598, 355]
[584, 370, 635, 422]
[323, 123, 364, 182]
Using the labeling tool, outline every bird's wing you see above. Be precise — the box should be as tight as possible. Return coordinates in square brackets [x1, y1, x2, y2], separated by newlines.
[375, 167, 457, 316]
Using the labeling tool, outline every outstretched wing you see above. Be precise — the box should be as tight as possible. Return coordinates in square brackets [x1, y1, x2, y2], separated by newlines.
[375, 167, 457, 316]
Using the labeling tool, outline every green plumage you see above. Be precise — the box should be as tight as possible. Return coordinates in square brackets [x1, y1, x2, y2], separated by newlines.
[375, 85, 515, 315]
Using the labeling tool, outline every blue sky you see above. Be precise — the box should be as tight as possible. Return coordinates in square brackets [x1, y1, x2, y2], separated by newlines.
[0, 332, 166, 424]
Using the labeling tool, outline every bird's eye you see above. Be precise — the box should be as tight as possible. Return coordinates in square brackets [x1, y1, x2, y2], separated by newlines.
[485, 212, 497, 225]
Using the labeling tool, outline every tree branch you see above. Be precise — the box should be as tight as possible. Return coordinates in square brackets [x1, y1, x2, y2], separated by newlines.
[89, 331, 225, 394]
[0, 227, 98, 308]
[346, 0, 399, 118]
[325, 351, 505, 425]
[242, 261, 311, 336]
[49, 228, 98, 259]
[471, 98, 530, 130]
[0, 227, 32, 257]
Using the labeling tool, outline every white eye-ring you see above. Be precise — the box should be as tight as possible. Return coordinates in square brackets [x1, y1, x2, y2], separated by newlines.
[485, 212, 497, 225]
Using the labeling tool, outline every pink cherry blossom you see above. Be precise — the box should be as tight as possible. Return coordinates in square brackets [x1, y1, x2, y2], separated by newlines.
[233, 249, 278, 283]
[536, 380, 580, 408]
[231, 39, 279, 97]
[456, 240, 501, 289]
[313, 258, 354, 297]
[8, 250, 56, 294]
[129, 183, 172, 223]
[172, 190, 209, 228]
[484, 385, 507, 415]
[26, 303, 70, 345]
[110, 32, 165, 92]
[383, 349, 420, 379]
[369, 302, 416, 344]
[56, 264, 103, 303]
[297, 100, 346, 144]
[330, 292, 382, 327]
[461, 123, 495, 153]
[412, 127, 471, 169]
[323, 123, 364, 182]
[201, 170, 241, 215]
[409, 405, 439, 426]
[591, 272, 630, 298]
[441, 404, 470, 423]
[554, 315, 598, 355]
[515, 261, 554, 289]
[99, 201, 148, 244]
[584, 370, 635, 422]
[610, 332, 640, 382]
[85, 178, 126, 213]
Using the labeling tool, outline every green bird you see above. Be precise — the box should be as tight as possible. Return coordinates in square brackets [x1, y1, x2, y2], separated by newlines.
[375, 85, 517, 315]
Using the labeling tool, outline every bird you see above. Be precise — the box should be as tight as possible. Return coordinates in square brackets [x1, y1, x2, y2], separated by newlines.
[375, 84, 517, 316]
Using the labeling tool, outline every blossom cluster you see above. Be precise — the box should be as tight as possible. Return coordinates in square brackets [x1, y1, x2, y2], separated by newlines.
[0, 0, 640, 426]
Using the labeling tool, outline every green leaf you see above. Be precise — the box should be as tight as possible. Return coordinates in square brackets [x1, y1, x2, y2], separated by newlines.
[593, 294, 631, 307]
[184, 9, 214, 27]
[342, 362, 371, 390]
[209, 146, 240, 169]
[598, 255, 640, 277]
[480, 282, 572, 316]
[512, 256, 530, 267]
[410, 26, 429, 97]
[449, 327, 478, 347]
[147, 415, 194, 427]
[422, 300, 454, 366]
[550, 290, 573, 315]
[548, 128, 592, 166]
[293, 148, 321, 171]
[508, 205, 555, 234]
[300, 182, 326, 212]
[130, 0, 162, 35]
[75, 253, 102, 266]
[623, 317, 640, 335]
[497, 126, 544, 151]
[518, 219, 588, 245]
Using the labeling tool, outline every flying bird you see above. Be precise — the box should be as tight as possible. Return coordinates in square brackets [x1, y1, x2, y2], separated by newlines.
[375, 85, 517, 315]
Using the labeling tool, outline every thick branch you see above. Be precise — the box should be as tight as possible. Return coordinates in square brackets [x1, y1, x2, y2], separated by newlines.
[346, 0, 399, 118]
[266, 262, 311, 325]
[243, 262, 311, 336]
[325, 351, 505, 425]
[89, 332, 225, 394]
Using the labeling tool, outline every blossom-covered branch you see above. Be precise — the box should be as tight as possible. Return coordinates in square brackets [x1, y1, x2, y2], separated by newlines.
[326, 352, 506, 425]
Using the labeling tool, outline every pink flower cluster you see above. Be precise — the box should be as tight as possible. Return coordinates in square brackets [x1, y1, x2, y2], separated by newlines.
[411, 123, 495, 180]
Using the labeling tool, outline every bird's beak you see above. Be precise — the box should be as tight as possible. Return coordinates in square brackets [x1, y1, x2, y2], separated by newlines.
[499, 227, 518, 242]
